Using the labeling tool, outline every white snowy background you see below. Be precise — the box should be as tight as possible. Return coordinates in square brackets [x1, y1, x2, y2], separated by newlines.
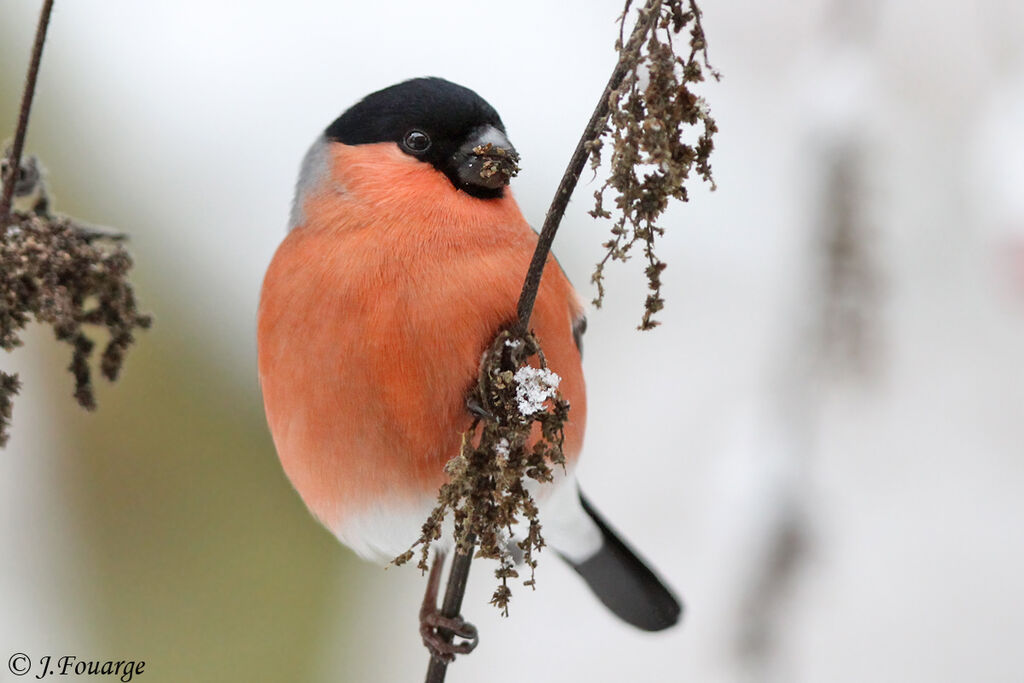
[2, 1, 1023, 681]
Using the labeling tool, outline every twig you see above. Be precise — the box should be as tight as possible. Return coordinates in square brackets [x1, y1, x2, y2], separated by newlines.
[424, 535, 476, 683]
[0, 0, 55, 229]
[423, 3, 664, 681]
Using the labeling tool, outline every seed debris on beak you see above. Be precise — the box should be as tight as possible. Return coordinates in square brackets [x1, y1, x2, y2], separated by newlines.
[472, 142, 520, 185]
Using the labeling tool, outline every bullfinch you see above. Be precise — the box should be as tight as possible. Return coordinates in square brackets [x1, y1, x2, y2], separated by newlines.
[257, 77, 681, 655]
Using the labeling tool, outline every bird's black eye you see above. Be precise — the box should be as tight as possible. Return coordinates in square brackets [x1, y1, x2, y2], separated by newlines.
[402, 129, 431, 153]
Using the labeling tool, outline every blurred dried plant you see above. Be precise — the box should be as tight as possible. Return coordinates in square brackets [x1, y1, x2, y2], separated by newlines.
[818, 146, 882, 378]
[2, 0, 150, 446]
[589, 0, 720, 329]
[1, 209, 152, 447]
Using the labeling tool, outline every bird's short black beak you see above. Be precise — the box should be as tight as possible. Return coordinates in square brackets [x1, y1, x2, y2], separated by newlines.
[455, 125, 520, 191]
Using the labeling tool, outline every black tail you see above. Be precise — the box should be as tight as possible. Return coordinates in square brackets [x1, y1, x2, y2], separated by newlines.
[564, 492, 683, 631]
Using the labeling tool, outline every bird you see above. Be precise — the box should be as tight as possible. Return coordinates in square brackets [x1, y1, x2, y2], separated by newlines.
[257, 77, 681, 659]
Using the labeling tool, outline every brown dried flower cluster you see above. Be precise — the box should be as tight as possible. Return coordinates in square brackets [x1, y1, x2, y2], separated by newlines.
[1, 210, 151, 446]
[395, 330, 570, 614]
[588, 0, 720, 329]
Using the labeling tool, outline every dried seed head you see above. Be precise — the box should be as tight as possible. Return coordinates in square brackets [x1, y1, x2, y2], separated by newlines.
[395, 330, 569, 615]
[1, 209, 151, 446]
[589, 0, 719, 329]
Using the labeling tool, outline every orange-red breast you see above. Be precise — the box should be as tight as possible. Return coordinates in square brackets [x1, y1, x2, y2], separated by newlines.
[257, 77, 680, 631]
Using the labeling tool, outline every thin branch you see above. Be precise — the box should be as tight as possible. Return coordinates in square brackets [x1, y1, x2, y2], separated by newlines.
[424, 535, 476, 683]
[1, 0, 55, 229]
[423, 3, 664, 681]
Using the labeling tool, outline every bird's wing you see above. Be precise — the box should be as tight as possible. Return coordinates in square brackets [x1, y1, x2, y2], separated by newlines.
[572, 314, 587, 358]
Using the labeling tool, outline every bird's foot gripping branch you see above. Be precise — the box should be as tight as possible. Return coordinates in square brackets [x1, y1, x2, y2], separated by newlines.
[395, 329, 570, 614]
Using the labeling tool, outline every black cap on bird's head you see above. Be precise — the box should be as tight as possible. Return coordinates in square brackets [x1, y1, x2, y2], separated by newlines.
[324, 77, 519, 200]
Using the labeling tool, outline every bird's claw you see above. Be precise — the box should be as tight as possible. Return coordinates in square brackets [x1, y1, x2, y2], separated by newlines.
[419, 608, 478, 663]
[466, 395, 493, 420]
